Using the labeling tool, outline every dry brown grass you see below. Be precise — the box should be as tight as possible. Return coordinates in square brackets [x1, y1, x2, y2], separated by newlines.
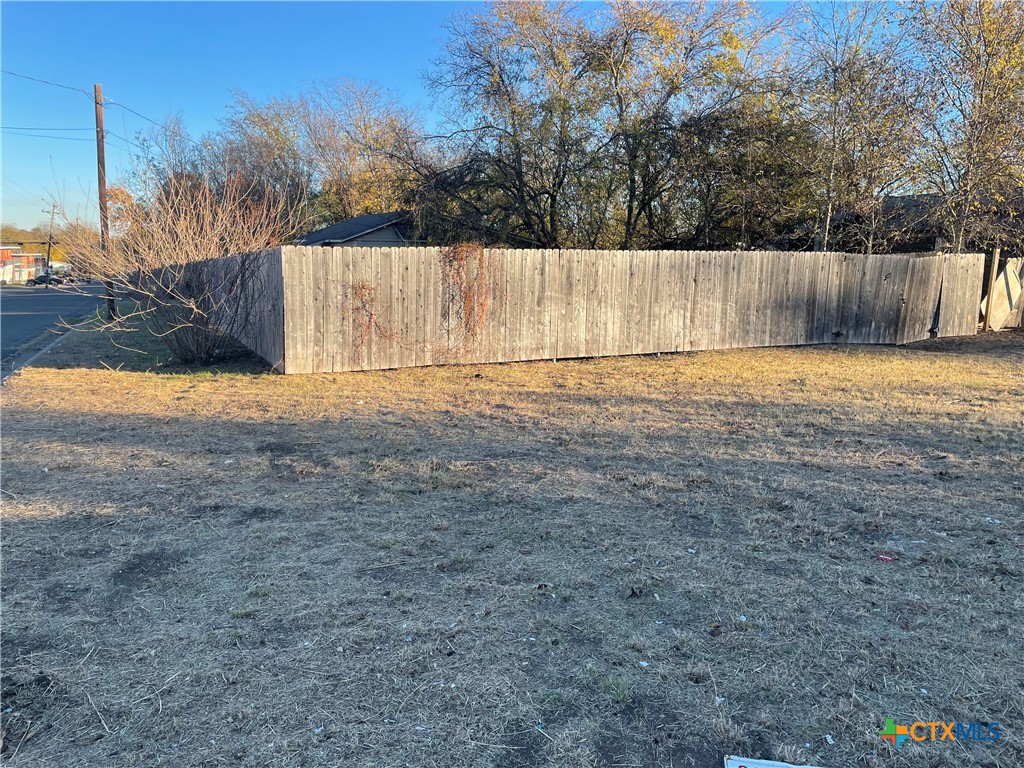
[1, 325, 1022, 767]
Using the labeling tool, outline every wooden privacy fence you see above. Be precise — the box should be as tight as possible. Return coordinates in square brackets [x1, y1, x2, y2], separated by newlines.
[230, 246, 984, 373]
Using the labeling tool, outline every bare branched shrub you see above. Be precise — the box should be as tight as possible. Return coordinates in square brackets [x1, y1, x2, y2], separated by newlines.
[61, 125, 308, 365]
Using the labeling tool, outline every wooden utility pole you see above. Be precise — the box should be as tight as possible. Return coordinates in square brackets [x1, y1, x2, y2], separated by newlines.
[983, 245, 1001, 332]
[94, 83, 116, 320]
[43, 202, 56, 271]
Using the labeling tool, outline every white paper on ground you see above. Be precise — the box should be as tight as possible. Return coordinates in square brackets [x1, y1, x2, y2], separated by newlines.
[725, 757, 826, 768]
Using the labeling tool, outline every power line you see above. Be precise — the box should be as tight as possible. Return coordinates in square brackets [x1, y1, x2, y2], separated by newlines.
[105, 99, 205, 149]
[4, 69, 205, 154]
[2, 131, 94, 141]
[1, 69, 92, 97]
[1, 126, 146, 152]
[1, 126, 93, 131]
[104, 131, 148, 153]
[103, 99, 165, 129]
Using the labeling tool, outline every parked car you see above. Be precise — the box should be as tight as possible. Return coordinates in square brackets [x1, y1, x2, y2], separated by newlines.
[26, 273, 66, 287]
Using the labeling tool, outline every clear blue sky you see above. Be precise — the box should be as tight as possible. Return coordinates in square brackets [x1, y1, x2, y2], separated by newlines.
[1, 1, 477, 229]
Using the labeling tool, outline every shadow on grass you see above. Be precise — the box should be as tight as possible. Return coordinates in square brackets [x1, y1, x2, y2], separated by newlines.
[2, 370, 1022, 766]
[903, 327, 1024, 358]
[45, 311, 271, 376]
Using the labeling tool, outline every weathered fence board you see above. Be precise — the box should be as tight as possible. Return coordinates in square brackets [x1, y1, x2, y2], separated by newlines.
[228, 247, 285, 371]
[230, 247, 983, 373]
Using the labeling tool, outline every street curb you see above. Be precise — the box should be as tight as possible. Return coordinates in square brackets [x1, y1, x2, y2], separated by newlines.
[1, 328, 72, 384]
[1, 304, 102, 384]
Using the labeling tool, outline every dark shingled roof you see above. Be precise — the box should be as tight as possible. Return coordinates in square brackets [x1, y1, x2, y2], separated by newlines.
[298, 211, 410, 246]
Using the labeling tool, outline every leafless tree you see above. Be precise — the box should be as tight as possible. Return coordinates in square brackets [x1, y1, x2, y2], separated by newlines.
[60, 124, 308, 364]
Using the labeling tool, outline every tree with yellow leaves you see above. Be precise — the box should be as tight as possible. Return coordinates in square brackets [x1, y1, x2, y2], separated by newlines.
[906, 0, 1024, 253]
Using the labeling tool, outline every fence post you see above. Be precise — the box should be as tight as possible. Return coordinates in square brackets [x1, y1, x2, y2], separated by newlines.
[983, 246, 1001, 332]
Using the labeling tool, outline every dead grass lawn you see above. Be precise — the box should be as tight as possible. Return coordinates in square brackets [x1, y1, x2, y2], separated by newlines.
[1, 326, 1022, 767]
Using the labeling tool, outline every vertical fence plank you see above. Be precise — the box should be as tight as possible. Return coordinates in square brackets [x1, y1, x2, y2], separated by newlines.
[539, 249, 553, 360]
[572, 249, 587, 358]
[523, 249, 540, 360]
[663, 250, 681, 351]
[534, 249, 548, 360]
[411, 247, 424, 368]
[827, 252, 843, 342]
[733, 251, 752, 349]
[475, 248, 490, 364]
[504, 249, 520, 361]
[392, 247, 406, 368]
[423, 247, 439, 366]
[557, 249, 569, 358]
[764, 251, 782, 347]
[598, 251, 614, 356]
[918, 253, 942, 340]
[282, 246, 305, 373]
[624, 251, 637, 354]
[383, 248, 398, 369]
[655, 250, 671, 352]
[816, 252, 836, 344]
[365, 247, 380, 370]
[323, 247, 337, 372]
[721, 251, 736, 350]
[357, 246, 371, 370]
[605, 251, 622, 356]
[966, 252, 985, 334]
[786, 251, 803, 346]
[684, 252, 698, 351]
[896, 254, 920, 344]
[308, 247, 323, 373]
[861, 254, 882, 344]
[797, 252, 814, 346]
[336, 246, 353, 372]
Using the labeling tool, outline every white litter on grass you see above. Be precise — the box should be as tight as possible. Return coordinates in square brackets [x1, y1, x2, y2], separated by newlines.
[638, 661, 649, 668]
[724, 757, 826, 768]
[824, 733, 834, 745]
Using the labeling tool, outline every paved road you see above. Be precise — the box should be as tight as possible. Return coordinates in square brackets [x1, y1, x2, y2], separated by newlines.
[1, 284, 105, 363]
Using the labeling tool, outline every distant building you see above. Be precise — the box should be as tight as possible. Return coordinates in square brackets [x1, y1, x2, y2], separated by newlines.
[298, 211, 413, 248]
[0, 246, 46, 284]
[827, 192, 1022, 254]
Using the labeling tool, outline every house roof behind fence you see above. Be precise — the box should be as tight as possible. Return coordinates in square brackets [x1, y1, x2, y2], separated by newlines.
[298, 211, 410, 246]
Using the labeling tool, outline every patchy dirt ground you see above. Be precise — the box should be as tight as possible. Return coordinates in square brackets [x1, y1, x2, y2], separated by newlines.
[1, 326, 1022, 767]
